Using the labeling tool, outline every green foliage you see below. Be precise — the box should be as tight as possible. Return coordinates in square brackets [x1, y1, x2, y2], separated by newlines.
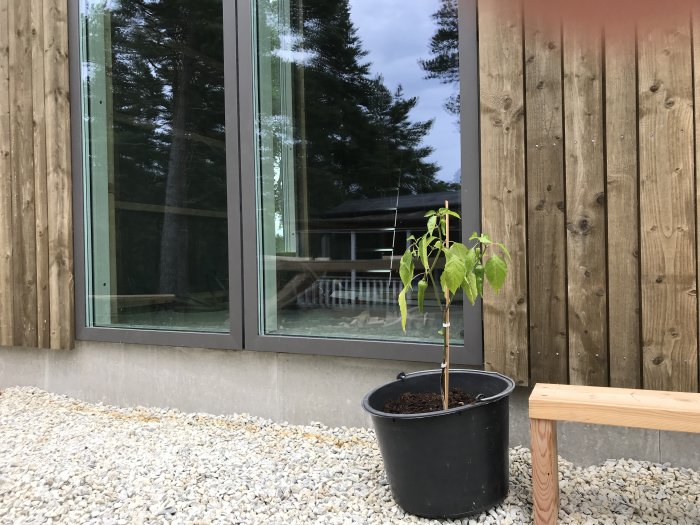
[279, 0, 459, 216]
[398, 208, 510, 332]
[420, 0, 460, 116]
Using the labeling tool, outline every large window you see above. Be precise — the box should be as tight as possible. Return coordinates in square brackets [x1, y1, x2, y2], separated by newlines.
[252, 0, 466, 344]
[79, 0, 229, 333]
[73, 0, 480, 360]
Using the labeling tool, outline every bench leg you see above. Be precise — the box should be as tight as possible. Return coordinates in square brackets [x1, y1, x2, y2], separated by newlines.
[531, 418, 559, 525]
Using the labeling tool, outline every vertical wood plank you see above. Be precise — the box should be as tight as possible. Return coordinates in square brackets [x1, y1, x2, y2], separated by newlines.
[9, 0, 38, 348]
[638, 19, 698, 392]
[0, 0, 13, 347]
[524, 14, 568, 384]
[563, 27, 609, 386]
[694, 10, 700, 394]
[44, 0, 74, 350]
[605, 27, 641, 388]
[478, 0, 529, 386]
[530, 418, 559, 525]
[32, 0, 50, 348]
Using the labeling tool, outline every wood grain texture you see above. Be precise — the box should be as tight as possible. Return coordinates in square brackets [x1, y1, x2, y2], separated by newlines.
[605, 27, 641, 388]
[524, 14, 568, 384]
[530, 383, 700, 432]
[694, 10, 700, 394]
[638, 19, 698, 392]
[9, 0, 38, 348]
[478, 0, 529, 386]
[562, 27, 608, 386]
[32, 0, 50, 348]
[530, 418, 559, 525]
[0, 0, 13, 347]
[43, 0, 74, 350]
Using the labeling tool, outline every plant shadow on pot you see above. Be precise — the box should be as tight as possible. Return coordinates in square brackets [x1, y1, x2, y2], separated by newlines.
[362, 369, 515, 519]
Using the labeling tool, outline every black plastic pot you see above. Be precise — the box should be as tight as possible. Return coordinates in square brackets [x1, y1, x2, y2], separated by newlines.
[362, 369, 515, 519]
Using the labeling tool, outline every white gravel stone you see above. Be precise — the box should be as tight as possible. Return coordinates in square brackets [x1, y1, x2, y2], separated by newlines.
[0, 387, 698, 524]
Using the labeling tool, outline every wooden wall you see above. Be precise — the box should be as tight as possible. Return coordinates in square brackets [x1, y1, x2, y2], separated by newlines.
[0, 0, 73, 350]
[4, 0, 700, 389]
[480, 0, 700, 392]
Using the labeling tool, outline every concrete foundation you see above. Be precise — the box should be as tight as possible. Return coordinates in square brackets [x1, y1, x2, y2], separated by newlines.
[1, 341, 698, 469]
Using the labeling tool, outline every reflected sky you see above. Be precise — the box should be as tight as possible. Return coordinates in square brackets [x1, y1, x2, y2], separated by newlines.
[349, 0, 460, 183]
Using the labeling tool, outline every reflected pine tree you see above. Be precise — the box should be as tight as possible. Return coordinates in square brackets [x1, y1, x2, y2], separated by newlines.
[265, 0, 457, 216]
[421, 0, 460, 115]
[93, 0, 228, 298]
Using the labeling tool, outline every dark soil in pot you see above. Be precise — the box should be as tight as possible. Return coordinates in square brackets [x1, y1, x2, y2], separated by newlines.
[382, 388, 475, 414]
[362, 370, 515, 519]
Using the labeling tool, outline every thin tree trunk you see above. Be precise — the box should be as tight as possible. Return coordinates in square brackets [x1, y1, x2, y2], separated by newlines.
[159, 32, 194, 295]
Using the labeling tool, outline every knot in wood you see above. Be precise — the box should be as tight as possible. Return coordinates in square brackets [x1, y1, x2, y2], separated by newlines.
[652, 356, 664, 366]
[578, 218, 591, 235]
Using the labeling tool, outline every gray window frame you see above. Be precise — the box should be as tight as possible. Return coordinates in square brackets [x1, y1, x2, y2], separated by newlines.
[69, 0, 482, 365]
[69, 0, 243, 349]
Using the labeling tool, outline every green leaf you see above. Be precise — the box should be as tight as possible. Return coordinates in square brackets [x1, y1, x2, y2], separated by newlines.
[469, 232, 493, 245]
[417, 280, 428, 312]
[439, 208, 461, 220]
[484, 255, 508, 293]
[463, 272, 478, 305]
[399, 287, 408, 332]
[427, 215, 437, 234]
[440, 253, 466, 295]
[464, 247, 478, 273]
[399, 250, 414, 289]
[419, 236, 429, 269]
[448, 242, 469, 261]
[424, 210, 437, 218]
[497, 243, 512, 261]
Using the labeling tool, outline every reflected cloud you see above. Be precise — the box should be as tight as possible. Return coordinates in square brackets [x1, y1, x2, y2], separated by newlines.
[348, 0, 460, 182]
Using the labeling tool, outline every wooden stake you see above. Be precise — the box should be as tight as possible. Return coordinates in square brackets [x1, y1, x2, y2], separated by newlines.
[443, 200, 451, 411]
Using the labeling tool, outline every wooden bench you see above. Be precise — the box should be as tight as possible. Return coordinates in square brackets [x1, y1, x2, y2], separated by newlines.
[529, 383, 700, 525]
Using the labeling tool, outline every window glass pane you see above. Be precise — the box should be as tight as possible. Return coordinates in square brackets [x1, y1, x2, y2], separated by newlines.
[253, 0, 463, 343]
[80, 0, 228, 332]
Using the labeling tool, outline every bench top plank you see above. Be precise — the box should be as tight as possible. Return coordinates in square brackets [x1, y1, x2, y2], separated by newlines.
[529, 384, 700, 433]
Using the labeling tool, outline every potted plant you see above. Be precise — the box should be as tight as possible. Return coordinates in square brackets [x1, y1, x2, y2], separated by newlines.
[361, 202, 515, 518]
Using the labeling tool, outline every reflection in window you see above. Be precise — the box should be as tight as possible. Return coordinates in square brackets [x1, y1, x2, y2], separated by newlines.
[254, 0, 463, 343]
[80, 0, 228, 332]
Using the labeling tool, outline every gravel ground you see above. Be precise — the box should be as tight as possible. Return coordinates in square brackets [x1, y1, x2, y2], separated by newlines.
[0, 387, 698, 525]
